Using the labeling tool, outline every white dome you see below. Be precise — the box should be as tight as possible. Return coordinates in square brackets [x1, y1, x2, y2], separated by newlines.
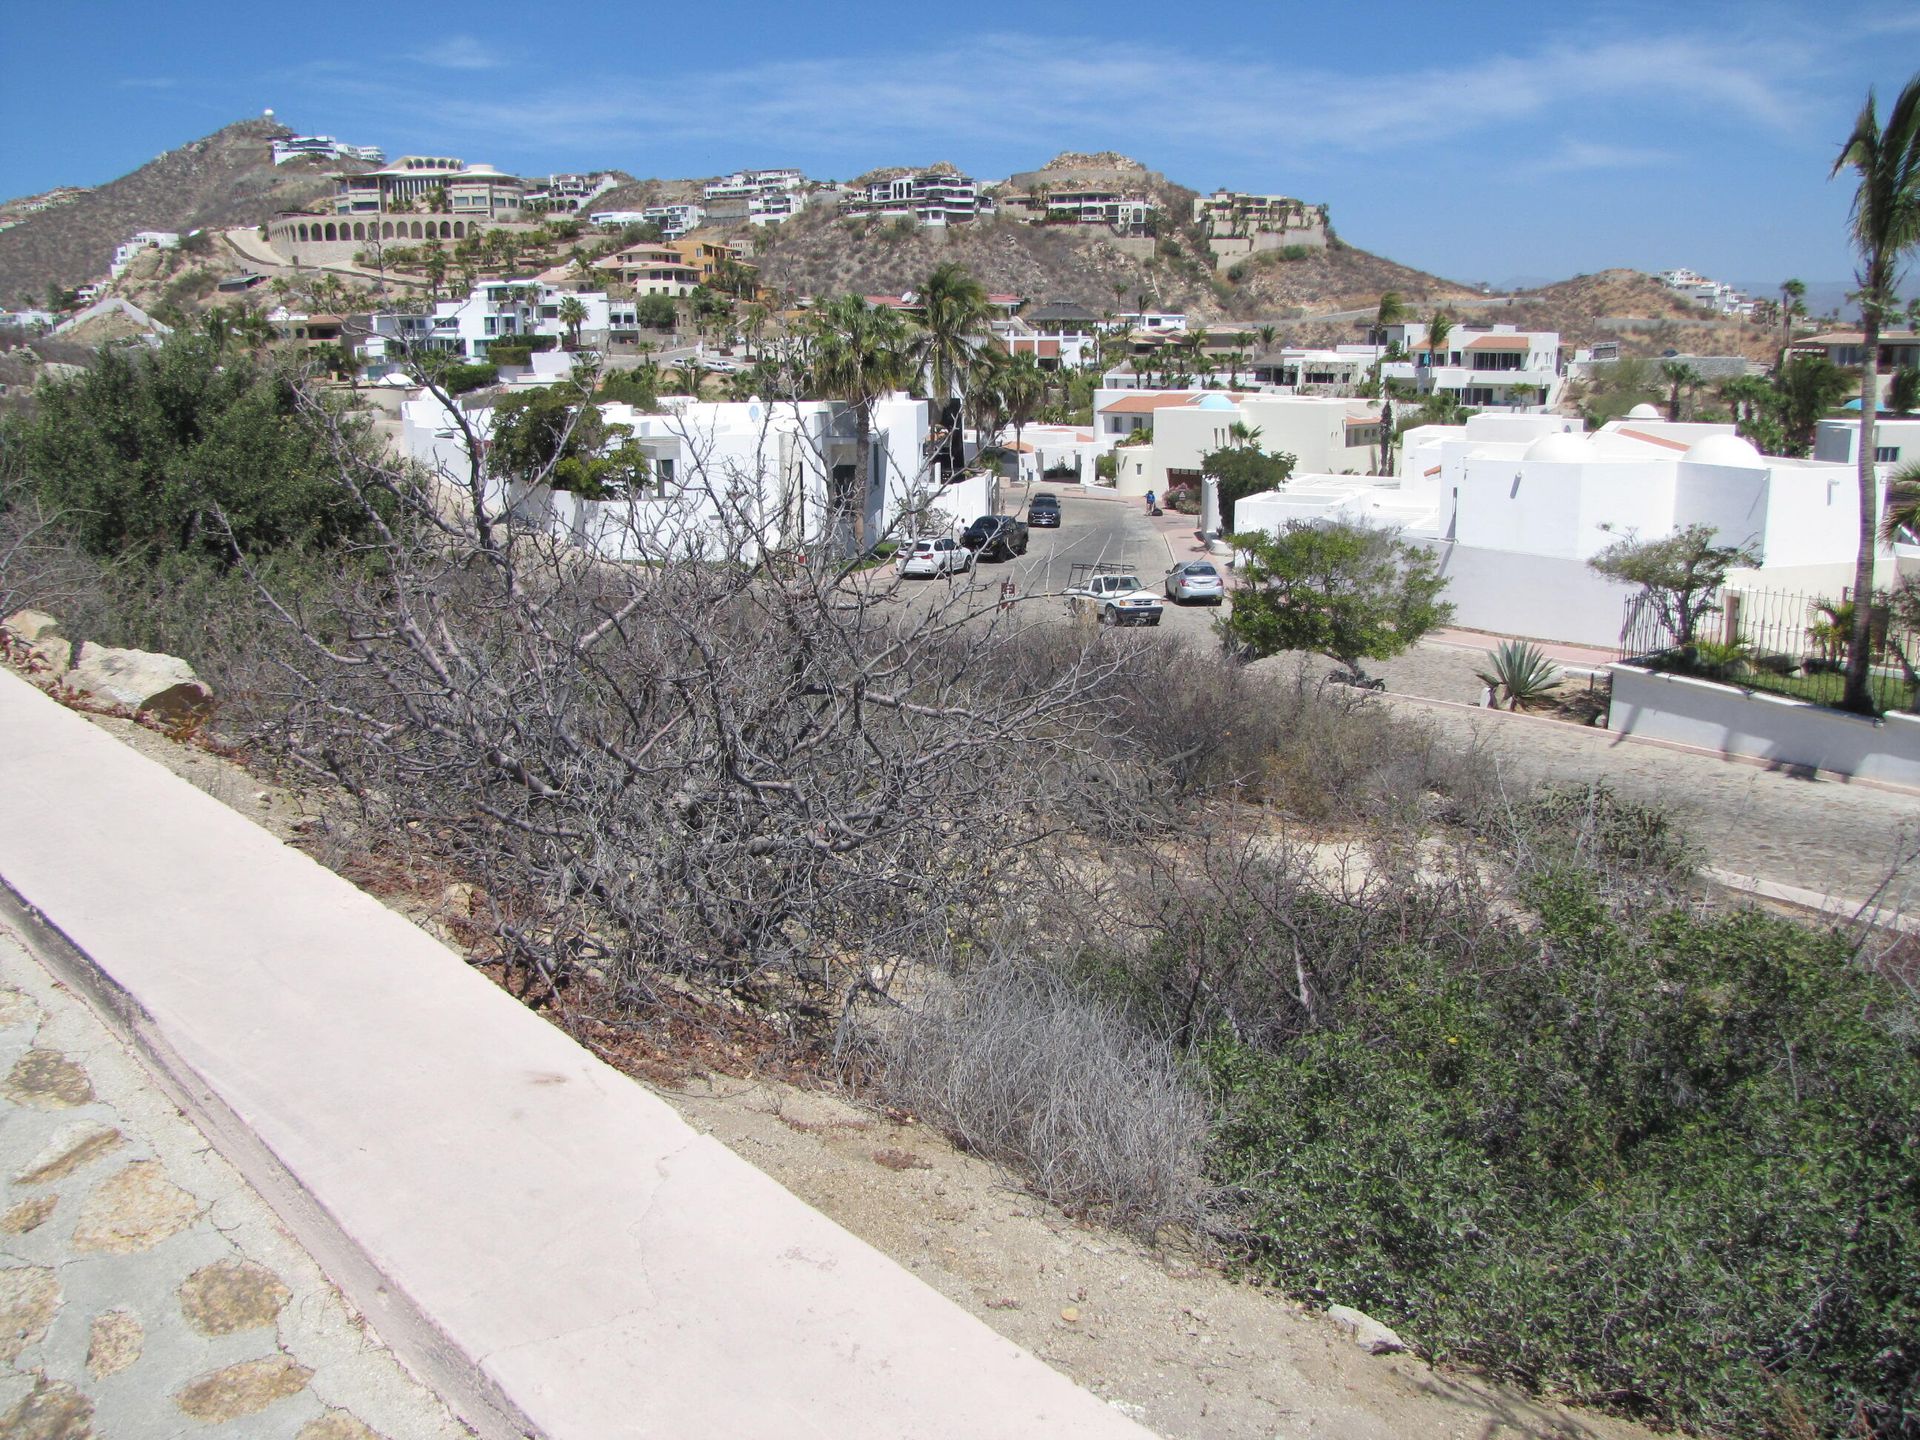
[1683, 433, 1764, 467]
[1626, 403, 1662, 420]
[1523, 431, 1590, 463]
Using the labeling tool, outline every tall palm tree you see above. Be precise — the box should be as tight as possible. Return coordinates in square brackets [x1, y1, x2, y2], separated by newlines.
[1424, 310, 1454, 394]
[1778, 278, 1806, 361]
[1373, 291, 1407, 346]
[1659, 360, 1702, 422]
[1831, 72, 1920, 712]
[809, 295, 913, 549]
[999, 350, 1047, 488]
[557, 295, 588, 352]
[914, 261, 992, 477]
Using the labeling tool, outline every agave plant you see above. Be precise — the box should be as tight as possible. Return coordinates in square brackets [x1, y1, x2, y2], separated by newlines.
[1476, 640, 1562, 710]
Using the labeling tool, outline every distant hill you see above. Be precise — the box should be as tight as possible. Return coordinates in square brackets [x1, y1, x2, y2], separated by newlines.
[0, 119, 357, 305]
[1494, 270, 1782, 361]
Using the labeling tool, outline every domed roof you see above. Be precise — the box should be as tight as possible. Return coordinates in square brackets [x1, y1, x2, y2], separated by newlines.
[1626, 403, 1662, 420]
[1683, 433, 1764, 467]
[1523, 431, 1590, 463]
[1195, 392, 1237, 411]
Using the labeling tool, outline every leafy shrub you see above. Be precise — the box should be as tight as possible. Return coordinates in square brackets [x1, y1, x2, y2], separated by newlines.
[1203, 876, 1920, 1437]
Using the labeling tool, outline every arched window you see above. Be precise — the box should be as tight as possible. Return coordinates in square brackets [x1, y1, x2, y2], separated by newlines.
[453, 222, 465, 238]
[439, 221, 452, 239]
[296, 224, 309, 243]
[382, 222, 393, 239]
[324, 223, 337, 242]
[411, 222, 423, 239]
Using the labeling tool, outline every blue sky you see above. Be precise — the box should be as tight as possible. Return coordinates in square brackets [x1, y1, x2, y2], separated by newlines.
[4, 0, 1918, 293]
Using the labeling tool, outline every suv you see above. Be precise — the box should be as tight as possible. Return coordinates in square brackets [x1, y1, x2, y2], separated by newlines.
[1027, 492, 1061, 528]
[1064, 563, 1164, 627]
[895, 536, 974, 578]
[961, 514, 1030, 560]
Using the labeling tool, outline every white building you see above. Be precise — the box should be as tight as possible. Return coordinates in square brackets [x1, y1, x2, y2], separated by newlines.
[272, 136, 385, 166]
[400, 390, 935, 563]
[843, 173, 992, 227]
[1380, 322, 1563, 410]
[1814, 414, 1920, 471]
[1233, 411, 1906, 646]
[522, 173, 621, 212]
[702, 169, 811, 226]
[109, 231, 181, 278]
[1657, 268, 1754, 318]
[637, 204, 706, 239]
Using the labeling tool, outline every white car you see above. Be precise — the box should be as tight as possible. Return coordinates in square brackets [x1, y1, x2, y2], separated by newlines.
[895, 537, 974, 578]
[1064, 570, 1164, 626]
[1165, 560, 1225, 605]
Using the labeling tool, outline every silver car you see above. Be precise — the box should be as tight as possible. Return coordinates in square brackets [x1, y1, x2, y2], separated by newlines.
[1165, 560, 1225, 604]
[896, 537, 974, 578]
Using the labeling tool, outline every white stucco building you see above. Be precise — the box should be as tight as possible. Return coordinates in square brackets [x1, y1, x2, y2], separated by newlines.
[1232, 411, 1906, 647]
[401, 390, 935, 563]
[1380, 323, 1563, 410]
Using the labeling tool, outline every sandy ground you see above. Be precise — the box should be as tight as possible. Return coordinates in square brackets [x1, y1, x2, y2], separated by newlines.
[52, 697, 1662, 1440]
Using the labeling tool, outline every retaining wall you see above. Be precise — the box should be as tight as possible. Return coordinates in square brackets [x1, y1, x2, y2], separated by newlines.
[1607, 662, 1920, 787]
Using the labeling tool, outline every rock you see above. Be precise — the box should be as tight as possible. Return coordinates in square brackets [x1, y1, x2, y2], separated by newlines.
[1325, 1303, 1409, 1355]
[0, 1376, 94, 1440]
[3, 1049, 94, 1108]
[0, 1196, 58, 1235]
[178, 1258, 288, 1335]
[65, 643, 211, 720]
[298, 1410, 388, 1440]
[2, 609, 62, 646]
[86, 1308, 143, 1379]
[16, 1122, 123, 1184]
[0, 1265, 61, 1363]
[1059, 1305, 1081, 1323]
[71, 1161, 200, 1254]
[173, 1355, 312, 1422]
[0, 984, 38, 1028]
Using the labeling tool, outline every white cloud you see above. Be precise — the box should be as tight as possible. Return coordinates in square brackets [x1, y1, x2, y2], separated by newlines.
[411, 36, 503, 71]
[1521, 139, 1679, 177]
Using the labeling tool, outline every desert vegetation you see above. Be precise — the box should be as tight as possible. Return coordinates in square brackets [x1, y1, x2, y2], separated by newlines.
[2, 327, 1917, 1439]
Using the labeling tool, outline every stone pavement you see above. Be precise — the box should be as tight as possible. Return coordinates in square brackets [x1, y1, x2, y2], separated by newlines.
[0, 922, 472, 1440]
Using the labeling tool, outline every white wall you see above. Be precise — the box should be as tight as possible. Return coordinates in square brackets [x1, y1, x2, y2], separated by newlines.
[1421, 542, 1636, 646]
[1609, 664, 1920, 787]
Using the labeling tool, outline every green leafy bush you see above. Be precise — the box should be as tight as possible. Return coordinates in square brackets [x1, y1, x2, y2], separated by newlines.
[1203, 876, 1920, 1437]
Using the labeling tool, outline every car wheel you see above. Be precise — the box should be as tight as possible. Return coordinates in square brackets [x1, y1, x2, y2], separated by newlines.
[1098, 607, 1115, 627]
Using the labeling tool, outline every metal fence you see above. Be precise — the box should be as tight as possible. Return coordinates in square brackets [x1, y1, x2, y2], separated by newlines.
[1619, 585, 1920, 713]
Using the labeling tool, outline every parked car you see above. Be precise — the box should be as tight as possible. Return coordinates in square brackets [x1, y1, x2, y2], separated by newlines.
[1027, 493, 1062, 528]
[895, 536, 974, 578]
[961, 514, 1030, 560]
[1064, 564, 1164, 627]
[1165, 559, 1224, 605]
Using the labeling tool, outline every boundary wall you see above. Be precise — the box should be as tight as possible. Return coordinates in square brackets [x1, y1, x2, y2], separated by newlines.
[0, 669, 1151, 1440]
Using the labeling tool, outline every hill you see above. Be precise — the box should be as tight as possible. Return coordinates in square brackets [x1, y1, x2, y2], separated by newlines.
[0, 119, 356, 306]
[1495, 269, 1783, 361]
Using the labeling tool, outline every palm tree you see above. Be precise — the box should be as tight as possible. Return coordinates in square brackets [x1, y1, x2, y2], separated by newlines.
[1831, 72, 1920, 712]
[914, 262, 992, 477]
[1423, 310, 1453, 392]
[557, 295, 588, 352]
[809, 295, 913, 549]
[1778, 278, 1806, 361]
[999, 350, 1047, 489]
[1373, 291, 1407, 346]
[1659, 360, 1702, 422]
[1880, 458, 1920, 545]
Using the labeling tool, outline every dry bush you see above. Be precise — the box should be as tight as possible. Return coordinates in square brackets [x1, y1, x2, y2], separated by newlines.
[873, 952, 1208, 1235]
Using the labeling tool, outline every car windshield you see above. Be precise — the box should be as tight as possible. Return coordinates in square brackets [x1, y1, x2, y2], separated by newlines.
[1031, 496, 1058, 507]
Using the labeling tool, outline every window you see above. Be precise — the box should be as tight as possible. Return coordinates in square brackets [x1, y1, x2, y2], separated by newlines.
[1876, 446, 1901, 463]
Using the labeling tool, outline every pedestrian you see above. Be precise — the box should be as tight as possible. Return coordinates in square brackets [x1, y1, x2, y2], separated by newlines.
[1144, 488, 1157, 513]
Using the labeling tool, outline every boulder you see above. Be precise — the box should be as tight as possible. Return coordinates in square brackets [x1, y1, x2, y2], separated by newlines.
[66, 643, 211, 720]
[1325, 1303, 1409, 1355]
[1, 609, 71, 678]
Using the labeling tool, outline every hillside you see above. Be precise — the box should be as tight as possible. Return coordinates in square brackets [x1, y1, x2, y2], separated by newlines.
[0, 119, 356, 305]
[1497, 269, 1783, 360]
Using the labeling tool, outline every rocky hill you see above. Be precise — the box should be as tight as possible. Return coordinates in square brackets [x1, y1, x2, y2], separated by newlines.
[0, 119, 357, 305]
[1496, 269, 1782, 361]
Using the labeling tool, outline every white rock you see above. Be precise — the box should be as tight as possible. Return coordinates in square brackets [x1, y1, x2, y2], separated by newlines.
[2, 609, 62, 646]
[1, 610, 71, 679]
[1325, 1303, 1408, 1355]
[67, 643, 211, 720]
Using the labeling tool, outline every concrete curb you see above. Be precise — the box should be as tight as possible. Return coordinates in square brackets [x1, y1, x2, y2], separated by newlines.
[0, 670, 1153, 1440]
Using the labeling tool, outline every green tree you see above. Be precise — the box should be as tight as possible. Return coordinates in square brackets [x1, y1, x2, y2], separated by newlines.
[808, 295, 913, 547]
[556, 294, 588, 351]
[18, 332, 381, 562]
[1889, 364, 1920, 414]
[1831, 71, 1920, 711]
[1658, 360, 1703, 421]
[487, 384, 651, 499]
[1778, 277, 1806, 361]
[1203, 444, 1295, 524]
[1372, 290, 1406, 346]
[1589, 523, 1761, 651]
[914, 262, 991, 473]
[1422, 309, 1453, 393]
[1770, 353, 1854, 457]
[1223, 519, 1452, 678]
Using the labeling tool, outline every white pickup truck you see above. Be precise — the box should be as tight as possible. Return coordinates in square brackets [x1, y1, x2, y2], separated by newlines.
[1064, 566, 1164, 627]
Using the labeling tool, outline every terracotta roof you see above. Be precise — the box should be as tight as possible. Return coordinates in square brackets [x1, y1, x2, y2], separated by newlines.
[1104, 392, 1206, 414]
[1617, 427, 1690, 451]
[1424, 465, 1442, 477]
[1465, 334, 1532, 352]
